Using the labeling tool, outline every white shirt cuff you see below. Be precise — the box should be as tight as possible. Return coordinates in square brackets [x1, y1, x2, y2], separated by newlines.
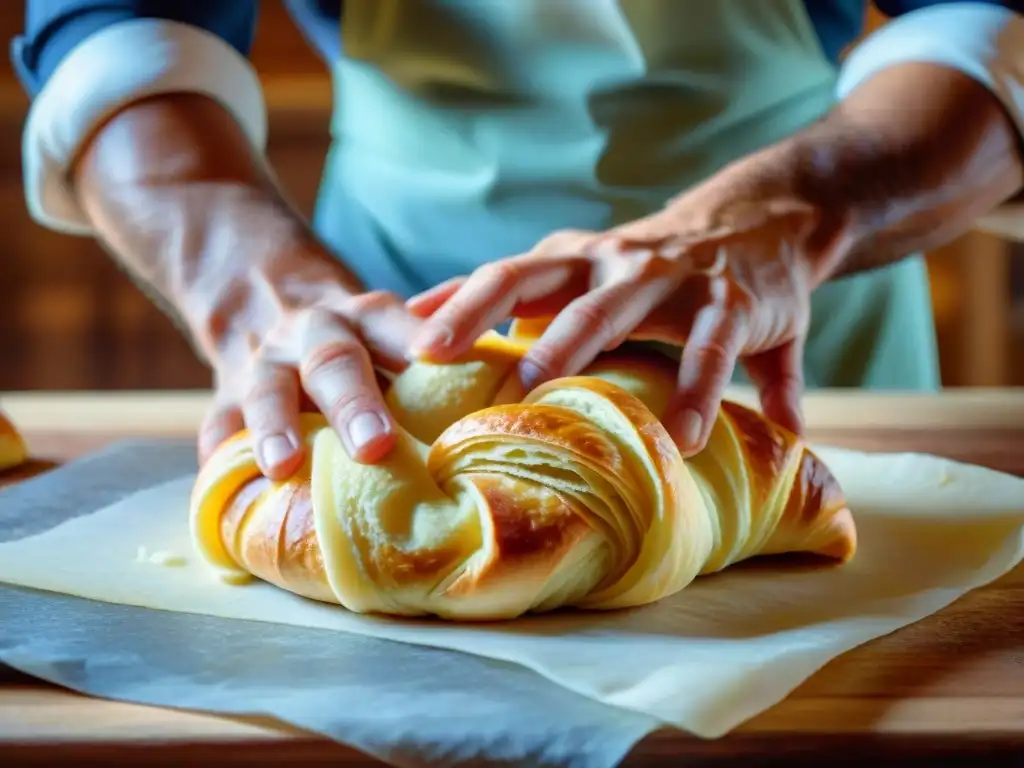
[23, 18, 268, 236]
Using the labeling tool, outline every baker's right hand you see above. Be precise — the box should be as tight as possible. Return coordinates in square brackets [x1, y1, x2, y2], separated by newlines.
[69, 93, 423, 479]
[198, 277, 423, 480]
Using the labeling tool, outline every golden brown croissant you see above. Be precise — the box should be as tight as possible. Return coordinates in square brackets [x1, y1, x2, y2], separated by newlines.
[190, 327, 856, 621]
[0, 409, 28, 472]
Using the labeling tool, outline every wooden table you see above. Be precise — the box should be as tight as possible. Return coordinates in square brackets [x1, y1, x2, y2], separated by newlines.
[2, 389, 1023, 767]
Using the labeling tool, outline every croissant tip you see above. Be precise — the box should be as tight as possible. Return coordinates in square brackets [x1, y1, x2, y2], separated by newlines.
[818, 506, 858, 563]
[0, 410, 28, 471]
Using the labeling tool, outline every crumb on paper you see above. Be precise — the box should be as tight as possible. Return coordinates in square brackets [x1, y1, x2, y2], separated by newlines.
[219, 571, 253, 586]
[149, 550, 188, 567]
[939, 470, 954, 487]
[135, 545, 188, 567]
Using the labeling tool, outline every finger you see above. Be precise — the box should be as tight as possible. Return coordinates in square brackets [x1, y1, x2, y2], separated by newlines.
[198, 398, 245, 468]
[518, 271, 676, 390]
[665, 289, 749, 456]
[408, 276, 574, 326]
[340, 291, 424, 372]
[410, 257, 586, 362]
[406, 277, 466, 318]
[743, 336, 806, 436]
[297, 312, 397, 463]
[298, 370, 388, 411]
[240, 359, 305, 480]
[410, 241, 593, 361]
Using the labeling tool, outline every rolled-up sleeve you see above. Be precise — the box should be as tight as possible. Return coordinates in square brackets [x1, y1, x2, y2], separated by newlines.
[14, 1, 267, 235]
[840, 1, 1024, 239]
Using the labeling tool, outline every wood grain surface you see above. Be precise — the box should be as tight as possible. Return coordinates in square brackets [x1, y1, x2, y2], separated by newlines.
[1, 390, 1023, 767]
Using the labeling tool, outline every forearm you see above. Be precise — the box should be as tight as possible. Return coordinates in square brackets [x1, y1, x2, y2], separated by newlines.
[18, 6, 363, 354]
[74, 94, 272, 294]
[72, 93, 362, 325]
[785, 62, 1023, 280]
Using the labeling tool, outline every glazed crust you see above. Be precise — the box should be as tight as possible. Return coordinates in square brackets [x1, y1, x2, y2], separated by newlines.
[0, 410, 28, 472]
[190, 327, 856, 621]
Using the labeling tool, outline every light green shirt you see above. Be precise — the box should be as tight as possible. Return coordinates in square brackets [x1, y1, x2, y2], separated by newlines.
[312, 0, 940, 390]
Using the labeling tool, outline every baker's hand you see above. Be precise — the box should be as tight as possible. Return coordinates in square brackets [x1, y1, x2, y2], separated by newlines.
[98, 160, 424, 478]
[184, 234, 419, 479]
[407, 162, 833, 456]
[123, 163, 425, 479]
[198, 266, 422, 479]
[70, 94, 425, 480]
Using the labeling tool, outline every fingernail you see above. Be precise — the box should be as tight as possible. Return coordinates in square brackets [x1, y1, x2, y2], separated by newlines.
[348, 411, 389, 451]
[518, 359, 545, 391]
[674, 409, 704, 450]
[258, 433, 297, 468]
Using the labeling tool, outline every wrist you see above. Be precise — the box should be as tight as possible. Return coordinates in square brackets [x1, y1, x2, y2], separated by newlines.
[180, 224, 366, 364]
[776, 62, 1024, 280]
[763, 130, 862, 284]
[672, 138, 848, 287]
[68, 93, 366, 357]
[73, 93, 279, 291]
[178, 220, 358, 361]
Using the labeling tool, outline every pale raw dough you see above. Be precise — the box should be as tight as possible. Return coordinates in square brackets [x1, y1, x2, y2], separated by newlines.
[0, 446, 1022, 738]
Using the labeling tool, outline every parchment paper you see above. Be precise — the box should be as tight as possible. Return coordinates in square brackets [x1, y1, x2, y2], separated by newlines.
[0, 441, 657, 768]
[2, 440, 1024, 752]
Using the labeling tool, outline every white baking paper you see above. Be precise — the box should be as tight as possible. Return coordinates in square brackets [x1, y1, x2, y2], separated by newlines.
[1, 444, 1023, 743]
[0, 441, 657, 768]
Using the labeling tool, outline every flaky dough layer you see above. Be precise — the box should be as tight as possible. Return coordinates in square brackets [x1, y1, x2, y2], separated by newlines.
[191, 325, 855, 621]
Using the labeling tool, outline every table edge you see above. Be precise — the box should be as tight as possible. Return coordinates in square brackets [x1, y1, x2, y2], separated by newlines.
[4, 718, 1024, 762]
[3, 388, 1023, 433]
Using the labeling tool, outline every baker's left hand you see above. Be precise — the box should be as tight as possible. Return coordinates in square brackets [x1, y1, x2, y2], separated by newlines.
[407, 168, 834, 456]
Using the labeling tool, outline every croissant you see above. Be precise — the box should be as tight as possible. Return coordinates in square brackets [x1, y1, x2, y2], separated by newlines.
[0, 409, 28, 472]
[190, 326, 856, 621]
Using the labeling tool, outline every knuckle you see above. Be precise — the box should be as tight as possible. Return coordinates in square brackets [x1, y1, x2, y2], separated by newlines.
[600, 234, 646, 256]
[697, 340, 731, 367]
[285, 308, 325, 343]
[300, 340, 370, 381]
[242, 375, 290, 408]
[322, 392, 382, 425]
[585, 237, 623, 263]
[610, 256, 676, 291]
[567, 300, 619, 341]
[341, 289, 403, 317]
[477, 259, 522, 289]
[520, 351, 555, 380]
[722, 279, 756, 314]
[535, 229, 591, 254]
[690, 343, 735, 384]
[633, 249, 676, 278]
